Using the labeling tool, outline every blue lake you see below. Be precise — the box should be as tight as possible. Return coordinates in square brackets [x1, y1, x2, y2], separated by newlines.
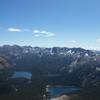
[12, 71, 32, 79]
[46, 86, 80, 98]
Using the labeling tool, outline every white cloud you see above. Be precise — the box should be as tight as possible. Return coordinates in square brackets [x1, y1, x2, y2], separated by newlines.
[45, 32, 55, 37]
[8, 28, 22, 32]
[41, 30, 47, 34]
[7, 28, 55, 37]
[33, 30, 40, 33]
[70, 40, 76, 43]
[33, 30, 55, 37]
[40, 30, 55, 37]
[8, 28, 31, 32]
[34, 34, 40, 37]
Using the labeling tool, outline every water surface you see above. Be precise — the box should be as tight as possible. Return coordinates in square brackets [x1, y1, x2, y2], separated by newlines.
[46, 86, 80, 98]
[12, 71, 32, 79]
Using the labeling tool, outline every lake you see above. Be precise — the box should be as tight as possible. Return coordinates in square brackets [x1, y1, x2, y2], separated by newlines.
[12, 71, 32, 80]
[46, 85, 80, 99]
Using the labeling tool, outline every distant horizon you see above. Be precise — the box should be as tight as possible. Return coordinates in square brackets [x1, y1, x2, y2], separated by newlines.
[0, 43, 99, 50]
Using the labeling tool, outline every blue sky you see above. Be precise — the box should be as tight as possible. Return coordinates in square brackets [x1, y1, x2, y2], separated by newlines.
[0, 0, 100, 49]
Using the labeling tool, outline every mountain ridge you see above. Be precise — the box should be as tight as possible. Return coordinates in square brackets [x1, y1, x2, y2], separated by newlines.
[0, 45, 100, 87]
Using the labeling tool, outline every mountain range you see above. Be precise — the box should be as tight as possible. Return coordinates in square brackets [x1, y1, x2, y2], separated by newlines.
[0, 45, 100, 87]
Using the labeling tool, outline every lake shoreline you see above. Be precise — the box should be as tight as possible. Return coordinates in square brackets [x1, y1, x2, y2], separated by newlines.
[45, 85, 80, 100]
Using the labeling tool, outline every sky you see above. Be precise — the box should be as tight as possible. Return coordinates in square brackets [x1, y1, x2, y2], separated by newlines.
[0, 0, 100, 49]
